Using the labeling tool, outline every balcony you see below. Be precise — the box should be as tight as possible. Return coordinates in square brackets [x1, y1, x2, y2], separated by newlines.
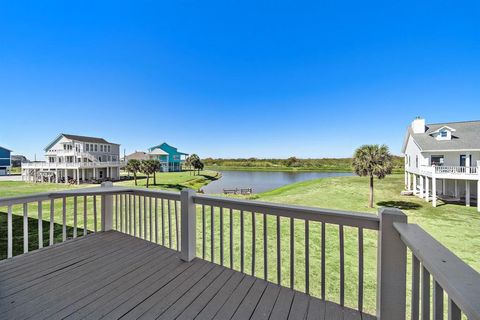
[419, 165, 479, 179]
[0, 185, 479, 319]
[21, 160, 125, 169]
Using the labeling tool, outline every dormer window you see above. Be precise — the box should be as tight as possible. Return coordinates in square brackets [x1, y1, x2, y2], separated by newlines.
[440, 130, 447, 138]
[432, 126, 455, 141]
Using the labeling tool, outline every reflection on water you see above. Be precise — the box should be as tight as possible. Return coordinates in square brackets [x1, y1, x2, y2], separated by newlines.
[201, 170, 353, 194]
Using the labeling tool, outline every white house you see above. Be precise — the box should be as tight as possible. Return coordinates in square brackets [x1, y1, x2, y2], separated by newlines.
[402, 118, 480, 211]
[22, 134, 124, 184]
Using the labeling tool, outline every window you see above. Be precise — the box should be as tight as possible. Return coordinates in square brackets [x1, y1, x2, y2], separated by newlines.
[460, 155, 472, 167]
[431, 155, 444, 166]
[86, 144, 89, 151]
[100, 145, 103, 152]
[440, 130, 447, 138]
[415, 155, 418, 168]
[94, 144, 98, 152]
[108, 145, 111, 153]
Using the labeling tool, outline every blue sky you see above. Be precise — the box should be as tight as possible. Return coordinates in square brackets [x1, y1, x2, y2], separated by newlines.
[1, 0, 479, 159]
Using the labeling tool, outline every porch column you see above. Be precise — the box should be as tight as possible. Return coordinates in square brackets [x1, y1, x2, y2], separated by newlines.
[76, 169, 80, 185]
[419, 176, 424, 199]
[406, 172, 411, 191]
[455, 180, 458, 198]
[64, 169, 68, 184]
[413, 175, 417, 195]
[425, 177, 429, 202]
[432, 176, 437, 207]
[466, 181, 470, 207]
[55, 169, 59, 183]
[82, 168, 85, 182]
[442, 179, 446, 195]
[93, 168, 96, 179]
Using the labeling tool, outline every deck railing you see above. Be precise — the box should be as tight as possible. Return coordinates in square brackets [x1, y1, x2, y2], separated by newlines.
[21, 161, 125, 169]
[1, 183, 479, 319]
[420, 165, 479, 175]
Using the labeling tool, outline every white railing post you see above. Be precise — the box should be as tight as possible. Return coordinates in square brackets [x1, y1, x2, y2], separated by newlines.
[101, 182, 114, 231]
[180, 189, 196, 262]
[376, 207, 407, 320]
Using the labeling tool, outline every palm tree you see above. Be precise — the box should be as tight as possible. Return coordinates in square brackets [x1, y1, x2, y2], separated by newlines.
[151, 159, 161, 185]
[140, 160, 156, 188]
[352, 144, 393, 208]
[188, 154, 201, 175]
[126, 159, 141, 186]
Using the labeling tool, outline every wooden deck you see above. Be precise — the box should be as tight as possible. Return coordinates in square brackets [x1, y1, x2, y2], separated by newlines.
[0, 231, 375, 320]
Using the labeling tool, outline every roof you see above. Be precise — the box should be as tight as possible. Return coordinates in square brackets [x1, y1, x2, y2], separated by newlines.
[403, 120, 480, 152]
[0, 146, 12, 152]
[45, 133, 119, 151]
[125, 151, 149, 161]
[148, 142, 189, 155]
[148, 149, 169, 156]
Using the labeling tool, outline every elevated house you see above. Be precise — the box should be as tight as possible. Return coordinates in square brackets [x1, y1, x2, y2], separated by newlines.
[0, 146, 12, 175]
[147, 143, 188, 172]
[21, 133, 124, 184]
[402, 118, 480, 211]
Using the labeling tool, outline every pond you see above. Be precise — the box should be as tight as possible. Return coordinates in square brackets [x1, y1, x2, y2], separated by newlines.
[201, 170, 354, 194]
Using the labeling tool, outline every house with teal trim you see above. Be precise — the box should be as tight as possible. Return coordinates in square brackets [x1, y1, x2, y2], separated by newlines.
[0, 146, 12, 176]
[147, 143, 188, 172]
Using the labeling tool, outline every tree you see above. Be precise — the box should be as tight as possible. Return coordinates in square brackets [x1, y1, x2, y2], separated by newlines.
[151, 159, 161, 185]
[352, 144, 393, 208]
[140, 160, 156, 188]
[193, 159, 204, 175]
[187, 154, 201, 175]
[126, 159, 141, 186]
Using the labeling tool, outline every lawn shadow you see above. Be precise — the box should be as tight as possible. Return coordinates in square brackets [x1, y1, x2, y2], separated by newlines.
[377, 200, 422, 210]
[0, 211, 87, 261]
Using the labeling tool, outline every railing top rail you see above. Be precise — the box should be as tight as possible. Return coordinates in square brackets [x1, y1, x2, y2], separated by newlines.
[193, 194, 380, 230]
[394, 222, 480, 319]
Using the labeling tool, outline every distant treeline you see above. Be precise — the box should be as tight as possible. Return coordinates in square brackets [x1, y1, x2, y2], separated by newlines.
[203, 156, 404, 172]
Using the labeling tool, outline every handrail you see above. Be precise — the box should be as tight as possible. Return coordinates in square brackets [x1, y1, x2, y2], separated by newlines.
[394, 222, 480, 319]
[193, 194, 380, 230]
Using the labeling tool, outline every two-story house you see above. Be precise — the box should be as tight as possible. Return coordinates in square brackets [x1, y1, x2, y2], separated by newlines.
[21, 134, 124, 184]
[147, 143, 188, 172]
[402, 118, 480, 211]
[0, 146, 12, 176]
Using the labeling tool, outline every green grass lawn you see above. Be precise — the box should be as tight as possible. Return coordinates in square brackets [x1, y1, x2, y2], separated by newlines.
[0, 173, 477, 316]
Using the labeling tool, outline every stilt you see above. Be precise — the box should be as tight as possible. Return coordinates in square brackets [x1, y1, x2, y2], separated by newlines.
[466, 180, 470, 207]
[419, 176, 424, 199]
[425, 177, 429, 202]
[77, 169, 80, 185]
[442, 179, 446, 195]
[432, 176, 437, 207]
[413, 175, 417, 195]
[64, 169, 68, 185]
[454, 180, 458, 198]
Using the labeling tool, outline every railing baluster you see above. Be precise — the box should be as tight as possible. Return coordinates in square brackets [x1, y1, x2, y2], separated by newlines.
[50, 199, 55, 244]
[144, 196, 148, 240]
[241, 210, 244, 273]
[339, 224, 345, 306]
[175, 200, 179, 249]
[230, 208, 234, 269]
[38, 201, 43, 248]
[220, 207, 224, 266]
[83, 196, 87, 236]
[277, 215, 281, 285]
[155, 198, 158, 244]
[358, 227, 364, 313]
[412, 254, 420, 320]
[62, 197, 67, 241]
[211, 206, 215, 263]
[23, 203, 28, 253]
[305, 219, 309, 295]
[161, 198, 165, 246]
[133, 195, 137, 237]
[7, 205, 13, 258]
[129, 195, 133, 235]
[93, 195, 97, 233]
[448, 299, 461, 320]
[125, 194, 129, 233]
[321, 222, 326, 300]
[150, 197, 154, 242]
[251, 211, 256, 276]
[202, 204, 206, 259]
[139, 196, 143, 238]
[421, 265, 430, 320]
[168, 199, 172, 247]
[433, 281, 443, 320]
[120, 194, 123, 233]
[264, 213, 268, 281]
[73, 197, 77, 238]
[115, 195, 118, 231]
[290, 217, 294, 289]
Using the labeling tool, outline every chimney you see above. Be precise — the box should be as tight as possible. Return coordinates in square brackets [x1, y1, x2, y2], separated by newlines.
[411, 117, 426, 134]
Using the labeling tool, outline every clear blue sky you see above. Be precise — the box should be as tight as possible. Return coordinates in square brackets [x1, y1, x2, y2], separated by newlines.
[1, 1, 479, 159]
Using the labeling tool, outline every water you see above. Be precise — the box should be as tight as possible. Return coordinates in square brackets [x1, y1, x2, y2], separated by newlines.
[201, 170, 354, 194]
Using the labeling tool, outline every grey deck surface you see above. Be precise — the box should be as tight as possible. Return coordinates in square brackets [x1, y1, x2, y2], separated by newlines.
[0, 231, 376, 320]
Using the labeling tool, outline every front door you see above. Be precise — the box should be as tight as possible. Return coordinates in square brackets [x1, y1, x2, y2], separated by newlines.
[460, 155, 472, 167]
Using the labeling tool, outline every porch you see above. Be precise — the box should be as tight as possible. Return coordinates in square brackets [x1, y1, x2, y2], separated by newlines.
[0, 184, 479, 319]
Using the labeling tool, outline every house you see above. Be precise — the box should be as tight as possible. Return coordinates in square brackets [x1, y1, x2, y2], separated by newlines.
[147, 143, 188, 172]
[402, 117, 480, 211]
[0, 146, 12, 176]
[125, 151, 149, 162]
[21, 133, 124, 184]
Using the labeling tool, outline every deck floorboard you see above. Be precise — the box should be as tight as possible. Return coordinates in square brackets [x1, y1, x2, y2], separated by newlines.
[0, 231, 376, 320]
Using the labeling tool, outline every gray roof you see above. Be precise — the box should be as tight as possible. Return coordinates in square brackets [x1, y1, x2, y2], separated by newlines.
[405, 120, 480, 152]
[62, 134, 113, 144]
